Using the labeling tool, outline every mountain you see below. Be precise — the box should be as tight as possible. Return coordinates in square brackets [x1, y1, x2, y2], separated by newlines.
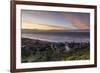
[22, 29, 90, 33]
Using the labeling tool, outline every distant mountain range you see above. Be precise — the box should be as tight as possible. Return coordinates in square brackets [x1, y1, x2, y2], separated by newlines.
[22, 29, 90, 33]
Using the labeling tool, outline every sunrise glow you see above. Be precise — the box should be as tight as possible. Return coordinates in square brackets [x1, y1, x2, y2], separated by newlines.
[22, 20, 67, 30]
[21, 10, 90, 30]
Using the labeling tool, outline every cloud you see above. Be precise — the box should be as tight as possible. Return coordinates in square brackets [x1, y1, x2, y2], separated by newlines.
[62, 13, 89, 29]
[22, 19, 68, 30]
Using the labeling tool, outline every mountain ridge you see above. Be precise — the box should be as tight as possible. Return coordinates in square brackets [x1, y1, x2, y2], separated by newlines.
[22, 29, 90, 33]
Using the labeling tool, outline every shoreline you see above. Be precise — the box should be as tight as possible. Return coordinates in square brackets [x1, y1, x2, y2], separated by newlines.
[21, 36, 90, 43]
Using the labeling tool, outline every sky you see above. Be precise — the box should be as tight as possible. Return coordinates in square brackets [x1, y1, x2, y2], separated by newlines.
[21, 10, 90, 30]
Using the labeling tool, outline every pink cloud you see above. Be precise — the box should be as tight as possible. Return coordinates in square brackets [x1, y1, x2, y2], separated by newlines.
[62, 13, 89, 29]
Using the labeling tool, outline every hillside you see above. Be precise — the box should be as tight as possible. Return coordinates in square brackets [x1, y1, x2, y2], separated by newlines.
[21, 38, 90, 63]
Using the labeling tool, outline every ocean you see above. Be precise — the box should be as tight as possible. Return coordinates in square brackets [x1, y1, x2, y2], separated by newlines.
[21, 30, 90, 43]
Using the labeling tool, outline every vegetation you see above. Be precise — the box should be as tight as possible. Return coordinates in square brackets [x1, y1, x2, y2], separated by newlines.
[21, 38, 90, 63]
